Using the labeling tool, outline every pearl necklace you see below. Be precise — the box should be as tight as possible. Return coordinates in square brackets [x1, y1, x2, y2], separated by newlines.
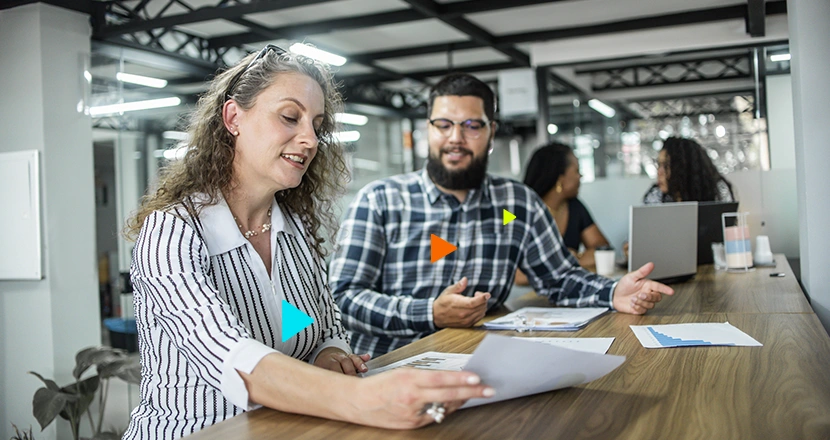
[234, 208, 272, 239]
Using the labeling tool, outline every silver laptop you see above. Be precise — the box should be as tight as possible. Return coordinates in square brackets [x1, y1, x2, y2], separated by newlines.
[629, 202, 698, 283]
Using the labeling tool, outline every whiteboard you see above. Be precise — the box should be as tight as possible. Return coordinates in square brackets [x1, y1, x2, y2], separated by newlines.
[0, 150, 42, 280]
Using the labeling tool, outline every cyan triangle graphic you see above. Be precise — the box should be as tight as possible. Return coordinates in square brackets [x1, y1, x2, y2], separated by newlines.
[282, 300, 314, 342]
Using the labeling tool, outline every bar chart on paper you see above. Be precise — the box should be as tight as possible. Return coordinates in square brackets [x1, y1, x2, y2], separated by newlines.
[630, 322, 763, 348]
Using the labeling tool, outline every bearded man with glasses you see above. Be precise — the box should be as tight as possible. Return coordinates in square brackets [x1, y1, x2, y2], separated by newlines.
[330, 73, 675, 359]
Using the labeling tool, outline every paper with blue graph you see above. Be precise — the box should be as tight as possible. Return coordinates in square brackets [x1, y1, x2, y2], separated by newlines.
[630, 322, 762, 348]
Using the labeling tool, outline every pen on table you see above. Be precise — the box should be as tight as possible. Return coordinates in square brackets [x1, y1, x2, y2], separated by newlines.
[769, 272, 785, 277]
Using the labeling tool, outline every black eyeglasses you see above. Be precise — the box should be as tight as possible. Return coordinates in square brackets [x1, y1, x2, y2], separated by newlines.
[226, 44, 287, 98]
[428, 118, 490, 139]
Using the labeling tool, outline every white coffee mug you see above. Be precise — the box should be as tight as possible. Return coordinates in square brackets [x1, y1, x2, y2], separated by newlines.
[595, 249, 616, 276]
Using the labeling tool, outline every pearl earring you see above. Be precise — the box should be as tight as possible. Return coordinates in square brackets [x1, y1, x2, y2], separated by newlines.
[232, 130, 239, 136]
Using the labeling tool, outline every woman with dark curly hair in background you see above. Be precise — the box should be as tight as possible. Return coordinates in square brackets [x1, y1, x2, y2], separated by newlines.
[122, 45, 491, 439]
[643, 136, 736, 204]
[515, 142, 610, 285]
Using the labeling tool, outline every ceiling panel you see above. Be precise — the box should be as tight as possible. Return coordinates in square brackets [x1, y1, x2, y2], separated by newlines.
[305, 19, 470, 54]
[333, 63, 376, 76]
[375, 47, 510, 73]
[466, 0, 746, 36]
[174, 19, 252, 38]
[246, 0, 409, 28]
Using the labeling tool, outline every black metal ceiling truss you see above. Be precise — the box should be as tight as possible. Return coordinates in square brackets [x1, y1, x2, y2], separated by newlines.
[630, 95, 754, 119]
[91, 0, 789, 90]
[340, 82, 428, 115]
[584, 55, 752, 91]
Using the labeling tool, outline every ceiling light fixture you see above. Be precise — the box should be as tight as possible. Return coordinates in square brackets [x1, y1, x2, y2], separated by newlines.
[587, 99, 616, 118]
[335, 113, 369, 126]
[769, 53, 791, 62]
[162, 131, 189, 141]
[89, 97, 181, 117]
[547, 124, 559, 135]
[334, 130, 361, 143]
[289, 43, 346, 66]
[116, 72, 168, 88]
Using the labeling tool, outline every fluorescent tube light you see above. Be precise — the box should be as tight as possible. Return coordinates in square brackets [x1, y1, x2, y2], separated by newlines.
[289, 43, 346, 66]
[335, 112, 369, 126]
[162, 131, 189, 141]
[769, 53, 791, 62]
[163, 145, 190, 161]
[587, 99, 616, 118]
[547, 123, 559, 135]
[334, 131, 360, 143]
[89, 97, 181, 117]
[116, 72, 168, 88]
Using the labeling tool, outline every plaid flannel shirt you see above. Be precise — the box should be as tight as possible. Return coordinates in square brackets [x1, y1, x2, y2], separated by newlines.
[329, 168, 615, 358]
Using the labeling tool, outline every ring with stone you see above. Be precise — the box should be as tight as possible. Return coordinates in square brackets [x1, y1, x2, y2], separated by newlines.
[422, 402, 446, 423]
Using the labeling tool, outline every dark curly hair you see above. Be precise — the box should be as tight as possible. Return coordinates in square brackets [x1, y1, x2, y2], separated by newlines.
[523, 142, 573, 198]
[663, 137, 732, 202]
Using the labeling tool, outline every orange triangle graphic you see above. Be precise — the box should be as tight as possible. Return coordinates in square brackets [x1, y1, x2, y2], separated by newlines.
[430, 234, 457, 263]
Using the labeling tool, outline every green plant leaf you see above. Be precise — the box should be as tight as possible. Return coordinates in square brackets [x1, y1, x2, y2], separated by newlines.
[32, 387, 76, 430]
[100, 354, 142, 384]
[74, 346, 127, 379]
[115, 357, 143, 385]
[61, 374, 100, 396]
[29, 371, 61, 391]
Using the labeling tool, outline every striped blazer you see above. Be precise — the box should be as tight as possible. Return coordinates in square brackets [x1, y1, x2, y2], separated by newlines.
[124, 194, 350, 439]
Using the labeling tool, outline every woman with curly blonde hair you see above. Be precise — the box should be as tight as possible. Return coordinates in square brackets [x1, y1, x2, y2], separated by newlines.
[124, 46, 491, 439]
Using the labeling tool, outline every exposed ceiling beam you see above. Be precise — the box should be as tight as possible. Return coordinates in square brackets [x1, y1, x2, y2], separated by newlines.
[210, 9, 423, 48]
[208, 0, 556, 50]
[746, 0, 766, 37]
[402, 0, 529, 67]
[498, 2, 785, 45]
[1, 0, 94, 13]
[342, 61, 518, 86]
[92, 40, 217, 79]
[347, 1, 787, 63]
[95, 0, 337, 38]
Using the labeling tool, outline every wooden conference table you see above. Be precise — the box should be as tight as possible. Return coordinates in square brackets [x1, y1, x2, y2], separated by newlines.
[190, 255, 830, 439]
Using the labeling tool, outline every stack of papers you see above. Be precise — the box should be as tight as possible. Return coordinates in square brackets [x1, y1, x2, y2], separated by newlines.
[363, 334, 624, 408]
[630, 322, 763, 348]
[483, 307, 609, 331]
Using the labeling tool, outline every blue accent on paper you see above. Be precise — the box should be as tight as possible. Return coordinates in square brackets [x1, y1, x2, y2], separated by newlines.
[647, 327, 734, 347]
[281, 300, 314, 342]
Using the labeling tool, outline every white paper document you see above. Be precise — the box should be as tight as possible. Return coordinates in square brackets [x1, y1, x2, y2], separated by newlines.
[483, 307, 609, 331]
[461, 334, 625, 407]
[364, 335, 625, 408]
[630, 322, 763, 348]
[362, 352, 471, 377]
[513, 337, 615, 354]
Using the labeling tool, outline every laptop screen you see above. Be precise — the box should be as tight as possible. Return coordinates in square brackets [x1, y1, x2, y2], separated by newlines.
[629, 202, 699, 283]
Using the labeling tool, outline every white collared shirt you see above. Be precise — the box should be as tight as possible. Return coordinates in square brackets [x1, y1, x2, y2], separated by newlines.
[124, 194, 351, 440]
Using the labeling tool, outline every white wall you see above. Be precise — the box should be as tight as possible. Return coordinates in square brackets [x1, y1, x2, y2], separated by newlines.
[0, 4, 99, 440]
[788, 0, 830, 332]
[766, 75, 796, 170]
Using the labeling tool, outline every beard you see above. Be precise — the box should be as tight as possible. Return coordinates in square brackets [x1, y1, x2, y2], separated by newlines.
[426, 144, 490, 190]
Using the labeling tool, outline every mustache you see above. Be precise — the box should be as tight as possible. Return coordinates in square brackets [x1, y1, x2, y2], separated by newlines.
[440, 147, 473, 155]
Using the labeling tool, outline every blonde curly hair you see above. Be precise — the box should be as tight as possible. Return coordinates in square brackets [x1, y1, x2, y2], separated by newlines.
[124, 47, 349, 257]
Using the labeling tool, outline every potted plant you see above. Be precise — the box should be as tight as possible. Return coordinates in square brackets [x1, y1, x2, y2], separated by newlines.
[28, 346, 141, 440]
